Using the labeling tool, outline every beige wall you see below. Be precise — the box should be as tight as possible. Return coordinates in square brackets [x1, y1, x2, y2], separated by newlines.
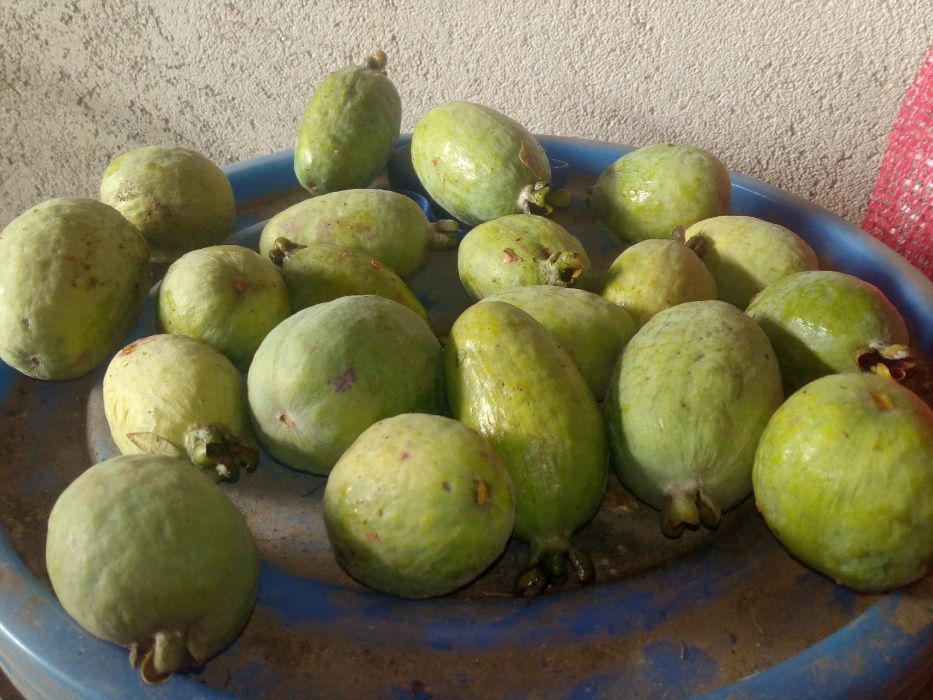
[1, 0, 930, 228]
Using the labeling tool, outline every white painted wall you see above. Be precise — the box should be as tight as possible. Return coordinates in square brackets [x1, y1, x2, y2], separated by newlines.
[1, 0, 930, 226]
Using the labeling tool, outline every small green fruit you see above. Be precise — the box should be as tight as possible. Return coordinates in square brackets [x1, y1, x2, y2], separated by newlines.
[46, 454, 259, 684]
[324, 413, 515, 598]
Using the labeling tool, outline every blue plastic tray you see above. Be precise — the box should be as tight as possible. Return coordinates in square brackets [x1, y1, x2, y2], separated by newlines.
[0, 136, 930, 699]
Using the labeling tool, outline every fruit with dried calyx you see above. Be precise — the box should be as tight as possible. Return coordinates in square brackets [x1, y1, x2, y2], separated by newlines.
[411, 101, 571, 226]
[604, 300, 783, 537]
[100, 146, 235, 262]
[589, 143, 730, 244]
[0, 197, 150, 380]
[324, 413, 515, 598]
[753, 372, 933, 591]
[158, 244, 291, 370]
[269, 237, 428, 321]
[294, 49, 402, 195]
[46, 454, 259, 684]
[103, 334, 259, 481]
[745, 270, 912, 393]
[258, 188, 458, 280]
[248, 295, 444, 475]
[446, 301, 608, 595]
[683, 215, 818, 309]
[457, 214, 594, 300]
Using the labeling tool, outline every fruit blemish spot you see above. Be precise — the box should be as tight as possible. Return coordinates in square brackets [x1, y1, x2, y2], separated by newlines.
[330, 366, 358, 393]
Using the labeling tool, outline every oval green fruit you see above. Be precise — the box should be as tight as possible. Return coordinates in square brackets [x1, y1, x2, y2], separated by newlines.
[100, 146, 235, 262]
[411, 101, 569, 226]
[482, 285, 636, 400]
[258, 189, 456, 279]
[589, 144, 730, 244]
[103, 334, 258, 481]
[269, 237, 428, 321]
[248, 295, 444, 475]
[324, 413, 515, 598]
[605, 300, 783, 537]
[446, 301, 608, 594]
[684, 215, 818, 309]
[601, 238, 717, 327]
[158, 245, 291, 370]
[753, 373, 933, 592]
[294, 50, 402, 195]
[457, 214, 594, 300]
[46, 454, 259, 684]
[0, 198, 150, 380]
[745, 270, 910, 393]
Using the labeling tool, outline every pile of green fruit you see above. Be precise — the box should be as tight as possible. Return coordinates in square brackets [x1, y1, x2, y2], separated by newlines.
[0, 50, 930, 686]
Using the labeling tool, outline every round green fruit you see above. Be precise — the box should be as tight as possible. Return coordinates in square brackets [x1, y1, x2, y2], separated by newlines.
[458, 214, 594, 300]
[100, 146, 235, 262]
[158, 244, 291, 370]
[605, 300, 783, 537]
[684, 215, 818, 309]
[411, 101, 570, 226]
[589, 144, 730, 244]
[0, 197, 150, 380]
[46, 454, 259, 684]
[248, 295, 444, 475]
[753, 373, 933, 591]
[294, 50, 402, 195]
[324, 413, 515, 598]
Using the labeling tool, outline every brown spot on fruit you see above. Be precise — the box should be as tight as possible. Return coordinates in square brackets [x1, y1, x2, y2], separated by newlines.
[234, 278, 249, 294]
[869, 392, 894, 411]
[474, 478, 489, 505]
[330, 366, 358, 393]
[278, 412, 296, 428]
[502, 248, 521, 264]
[370, 259, 382, 269]
[30, 356, 40, 366]
[19, 318, 29, 330]
[431, 158, 439, 167]
[365, 531, 379, 541]
[399, 450, 411, 461]
[120, 341, 142, 356]
[442, 481, 451, 492]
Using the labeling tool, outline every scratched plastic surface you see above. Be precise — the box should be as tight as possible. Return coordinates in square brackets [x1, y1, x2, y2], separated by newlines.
[0, 137, 931, 699]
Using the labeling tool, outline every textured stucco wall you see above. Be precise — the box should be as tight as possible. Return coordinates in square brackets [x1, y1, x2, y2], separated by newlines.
[1, 0, 930, 229]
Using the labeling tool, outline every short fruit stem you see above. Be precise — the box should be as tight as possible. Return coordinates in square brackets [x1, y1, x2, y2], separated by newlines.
[269, 237, 307, 266]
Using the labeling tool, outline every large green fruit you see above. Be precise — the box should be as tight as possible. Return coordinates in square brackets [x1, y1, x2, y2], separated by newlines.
[605, 300, 783, 537]
[0, 198, 150, 380]
[269, 237, 428, 321]
[482, 285, 636, 400]
[100, 146, 235, 262]
[324, 413, 515, 598]
[158, 244, 291, 370]
[294, 50, 402, 195]
[753, 373, 933, 592]
[745, 270, 910, 393]
[248, 295, 444, 475]
[446, 301, 608, 594]
[601, 238, 717, 328]
[589, 144, 730, 244]
[104, 334, 258, 481]
[684, 215, 818, 309]
[457, 214, 594, 300]
[258, 189, 457, 279]
[411, 101, 569, 226]
[46, 454, 259, 684]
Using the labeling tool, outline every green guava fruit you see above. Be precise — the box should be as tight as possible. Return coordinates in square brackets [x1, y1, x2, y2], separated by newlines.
[411, 101, 570, 226]
[294, 50, 402, 195]
[753, 373, 933, 591]
[100, 146, 235, 262]
[481, 285, 637, 400]
[589, 144, 730, 244]
[46, 454, 259, 684]
[605, 300, 783, 537]
[745, 270, 911, 393]
[457, 214, 594, 300]
[601, 237, 717, 327]
[446, 301, 608, 594]
[269, 237, 428, 321]
[258, 189, 457, 279]
[683, 215, 818, 309]
[103, 334, 258, 481]
[323, 413, 516, 598]
[248, 295, 444, 475]
[158, 244, 291, 370]
[0, 197, 150, 380]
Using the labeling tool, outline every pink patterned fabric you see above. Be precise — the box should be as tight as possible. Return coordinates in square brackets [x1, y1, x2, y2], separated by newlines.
[862, 47, 933, 279]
